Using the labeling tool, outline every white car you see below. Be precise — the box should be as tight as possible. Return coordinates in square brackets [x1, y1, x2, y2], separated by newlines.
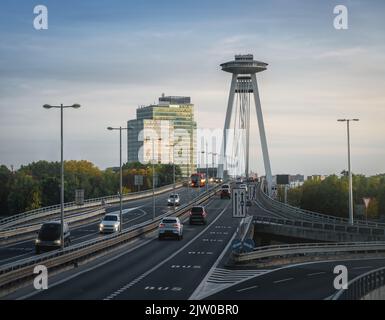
[158, 217, 183, 240]
[99, 214, 121, 233]
[167, 194, 180, 206]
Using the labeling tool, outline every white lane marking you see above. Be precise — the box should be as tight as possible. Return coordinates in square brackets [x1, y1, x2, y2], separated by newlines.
[188, 251, 213, 255]
[307, 272, 327, 277]
[171, 265, 201, 269]
[236, 285, 258, 293]
[352, 266, 372, 270]
[274, 277, 294, 284]
[17, 236, 155, 300]
[103, 201, 231, 300]
[189, 225, 238, 300]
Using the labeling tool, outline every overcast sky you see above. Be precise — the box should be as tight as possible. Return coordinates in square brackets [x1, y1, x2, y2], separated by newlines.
[0, 0, 384, 176]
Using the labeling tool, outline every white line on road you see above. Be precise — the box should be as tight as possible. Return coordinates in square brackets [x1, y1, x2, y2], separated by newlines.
[236, 285, 258, 293]
[273, 278, 294, 284]
[307, 272, 326, 277]
[352, 266, 372, 270]
[104, 200, 230, 300]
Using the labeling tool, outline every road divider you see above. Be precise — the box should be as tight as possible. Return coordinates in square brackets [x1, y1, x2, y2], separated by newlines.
[231, 241, 385, 266]
[0, 182, 184, 231]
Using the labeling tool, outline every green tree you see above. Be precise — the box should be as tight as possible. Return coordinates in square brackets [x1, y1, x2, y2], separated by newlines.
[8, 173, 41, 214]
[0, 165, 12, 215]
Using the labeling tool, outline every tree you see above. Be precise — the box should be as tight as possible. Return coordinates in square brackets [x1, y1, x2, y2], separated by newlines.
[0, 165, 12, 215]
[7, 173, 41, 214]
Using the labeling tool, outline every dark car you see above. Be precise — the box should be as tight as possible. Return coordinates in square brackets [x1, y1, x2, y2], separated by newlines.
[189, 206, 207, 225]
[35, 221, 71, 254]
[220, 184, 231, 199]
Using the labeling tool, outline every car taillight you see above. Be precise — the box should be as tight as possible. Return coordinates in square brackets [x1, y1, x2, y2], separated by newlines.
[159, 223, 165, 228]
[189, 211, 192, 216]
[173, 224, 180, 228]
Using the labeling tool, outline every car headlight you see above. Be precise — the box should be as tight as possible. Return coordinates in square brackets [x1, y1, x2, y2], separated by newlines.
[99, 224, 104, 228]
[54, 239, 61, 245]
[35, 239, 41, 244]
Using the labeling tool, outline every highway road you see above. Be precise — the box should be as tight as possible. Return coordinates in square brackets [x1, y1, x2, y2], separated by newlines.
[6, 194, 241, 300]
[0, 186, 203, 266]
[205, 257, 385, 300]
[3, 183, 384, 301]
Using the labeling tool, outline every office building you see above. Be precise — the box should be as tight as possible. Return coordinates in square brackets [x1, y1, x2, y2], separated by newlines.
[127, 95, 197, 177]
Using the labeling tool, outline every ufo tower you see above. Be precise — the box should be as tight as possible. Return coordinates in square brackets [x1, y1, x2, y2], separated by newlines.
[220, 54, 273, 195]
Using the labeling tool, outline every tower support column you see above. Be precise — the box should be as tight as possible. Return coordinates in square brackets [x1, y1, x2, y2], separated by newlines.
[251, 73, 273, 195]
[220, 73, 237, 178]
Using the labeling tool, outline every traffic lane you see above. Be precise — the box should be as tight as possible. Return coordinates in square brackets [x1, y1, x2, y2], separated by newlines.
[67, 187, 203, 243]
[25, 196, 227, 300]
[206, 258, 385, 300]
[0, 187, 200, 264]
[116, 199, 236, 300]
[0, 207, 150, 265]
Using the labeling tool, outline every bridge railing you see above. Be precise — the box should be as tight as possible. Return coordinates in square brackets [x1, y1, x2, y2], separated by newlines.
[332, 266, 385, 300]
[258, 181, 385, 229]
[0, 182, 184, 230]
[232, 241, 385, 264]
[253, 215, 385, 238]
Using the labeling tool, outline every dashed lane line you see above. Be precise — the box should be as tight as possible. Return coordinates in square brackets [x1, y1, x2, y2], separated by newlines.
[103, 201, 231, 300]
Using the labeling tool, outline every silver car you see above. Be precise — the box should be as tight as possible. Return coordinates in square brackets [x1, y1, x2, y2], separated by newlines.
[167, 193, 180, 206]
[158, 217, 183, 240]
[99, 214, 121, 233]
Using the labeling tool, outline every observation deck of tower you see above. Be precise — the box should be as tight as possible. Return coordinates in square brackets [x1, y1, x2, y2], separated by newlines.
[220, 54, 268, 74]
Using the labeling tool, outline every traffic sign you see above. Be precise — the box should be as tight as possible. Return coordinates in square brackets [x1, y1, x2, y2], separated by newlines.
[232, 188, 246, 218]
[241, 239, 255, 252]
[232, 239, 242, 253]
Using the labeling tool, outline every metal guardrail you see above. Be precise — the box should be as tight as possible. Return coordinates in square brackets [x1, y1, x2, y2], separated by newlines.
[332, 266, 385, 300]
[253, 215, 385, 237]
[258, 181, 385, 229]
[0, 182, 184, 230]
[232, 241, 385, 263]
[0, 184, 222, 293]
[0, 208, 106, 239]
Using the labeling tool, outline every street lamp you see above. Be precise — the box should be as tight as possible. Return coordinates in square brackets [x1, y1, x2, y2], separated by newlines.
[209, 151, 218, 179]
[145, 137, 162, 220]
[168, 136, 182, 210]
[43, 103, 81, 250]
[338, 118, 359, 225]
[107, 125, 133, 232]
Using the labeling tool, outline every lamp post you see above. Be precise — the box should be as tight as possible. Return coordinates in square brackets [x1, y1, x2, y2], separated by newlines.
[145, 137, 162, 220]
[43, 103, 81, 249]
[338, 118, 359, 225]
[168, 136, 182, 211]
[107, 126, 133, 232]
[209, 151, 218, 179]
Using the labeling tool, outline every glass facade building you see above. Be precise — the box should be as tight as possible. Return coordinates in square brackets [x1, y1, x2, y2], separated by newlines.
[127, 95, 197, 177]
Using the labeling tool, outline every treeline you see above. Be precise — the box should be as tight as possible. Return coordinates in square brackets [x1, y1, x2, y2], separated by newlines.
[286, 174, 385, 220]
[0, 160, 182, 217]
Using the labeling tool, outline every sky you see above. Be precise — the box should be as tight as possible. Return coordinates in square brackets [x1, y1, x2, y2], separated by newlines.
[0, 0, 384, 176]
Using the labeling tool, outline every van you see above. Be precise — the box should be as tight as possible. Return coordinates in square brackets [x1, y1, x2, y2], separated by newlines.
[35, 221, 71, 254]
